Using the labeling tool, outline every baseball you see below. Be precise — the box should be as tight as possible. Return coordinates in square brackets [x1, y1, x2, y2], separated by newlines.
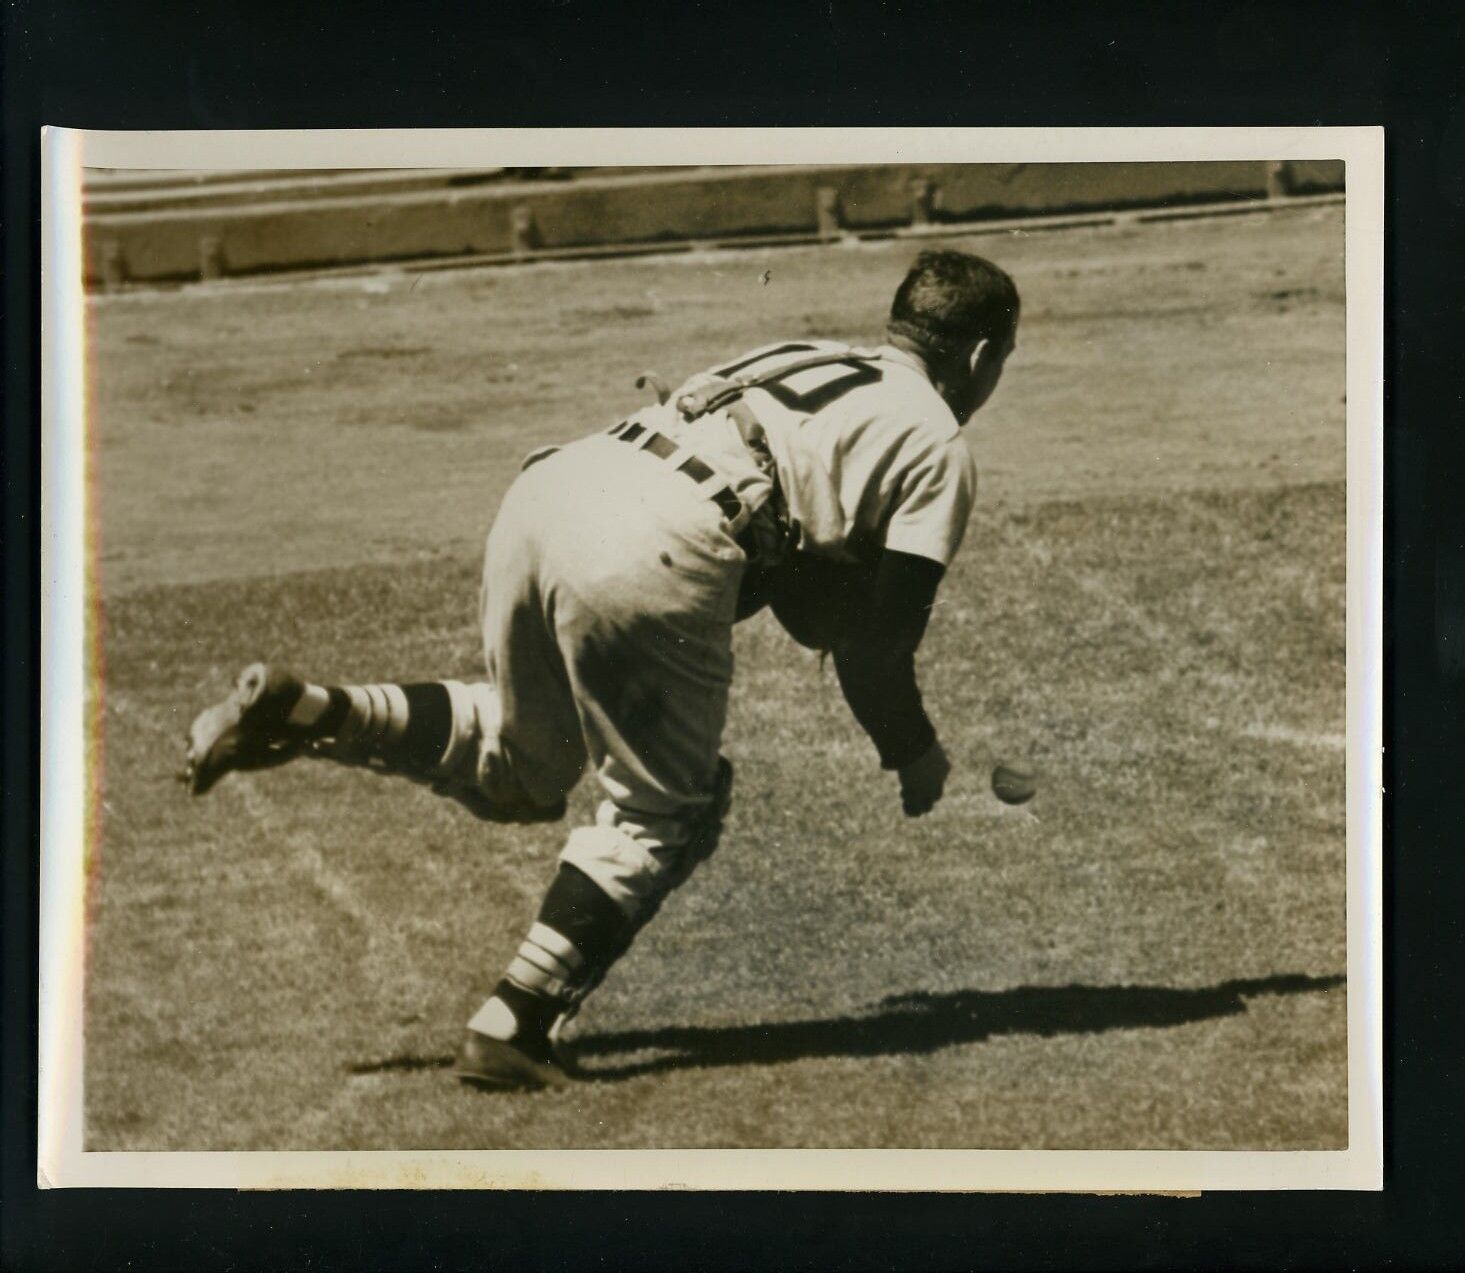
[991, 760, 1037, 805]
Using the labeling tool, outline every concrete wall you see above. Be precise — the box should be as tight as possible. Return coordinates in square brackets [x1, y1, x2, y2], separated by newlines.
[84, 160, 1345, 288]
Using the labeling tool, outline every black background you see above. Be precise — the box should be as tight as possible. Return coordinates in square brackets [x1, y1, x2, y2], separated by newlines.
[4, 2, 1463, 1269]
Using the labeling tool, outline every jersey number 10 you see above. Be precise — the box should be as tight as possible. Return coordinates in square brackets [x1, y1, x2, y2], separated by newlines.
[715, 343, 885, 417]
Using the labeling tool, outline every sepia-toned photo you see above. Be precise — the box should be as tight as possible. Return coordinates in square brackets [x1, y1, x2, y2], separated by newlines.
[40, 130, 1381, 1190]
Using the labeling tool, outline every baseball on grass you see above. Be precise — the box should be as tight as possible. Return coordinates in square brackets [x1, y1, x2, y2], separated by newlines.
[991, 759, 1038, 805]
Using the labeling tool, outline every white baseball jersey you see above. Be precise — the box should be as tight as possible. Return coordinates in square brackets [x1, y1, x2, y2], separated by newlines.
[643, 340, 978, 568]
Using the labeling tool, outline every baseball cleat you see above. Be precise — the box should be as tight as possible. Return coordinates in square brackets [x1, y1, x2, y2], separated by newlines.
[453, 1027, 571, 1092]
[181, 662, 309, 796]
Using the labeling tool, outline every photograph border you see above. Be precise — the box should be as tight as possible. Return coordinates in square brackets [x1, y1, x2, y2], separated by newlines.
[38, 125, 1383, 1192]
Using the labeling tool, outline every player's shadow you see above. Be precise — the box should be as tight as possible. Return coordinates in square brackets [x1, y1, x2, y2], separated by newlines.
[568, 973, 1344, 1082]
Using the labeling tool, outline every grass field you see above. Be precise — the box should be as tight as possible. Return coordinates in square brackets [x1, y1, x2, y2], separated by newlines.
[84, 203, 1347, 1150]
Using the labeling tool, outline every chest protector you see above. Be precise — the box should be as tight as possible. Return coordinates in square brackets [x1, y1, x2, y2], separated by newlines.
[672, 346, 884, 617]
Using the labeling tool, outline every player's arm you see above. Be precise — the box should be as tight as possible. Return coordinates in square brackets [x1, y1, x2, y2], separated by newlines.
[830, 550, 949, 815]
[761, 545, 945, 810]
[837, 433, 975, 815]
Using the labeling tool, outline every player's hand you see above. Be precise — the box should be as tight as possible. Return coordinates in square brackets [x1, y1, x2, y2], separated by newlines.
[897, 739, 950, 817]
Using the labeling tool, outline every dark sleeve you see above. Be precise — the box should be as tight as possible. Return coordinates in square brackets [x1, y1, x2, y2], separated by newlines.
[831, 549, 945, 770]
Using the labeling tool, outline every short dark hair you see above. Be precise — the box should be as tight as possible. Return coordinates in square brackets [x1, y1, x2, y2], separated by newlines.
[888, 249, 1019, 357]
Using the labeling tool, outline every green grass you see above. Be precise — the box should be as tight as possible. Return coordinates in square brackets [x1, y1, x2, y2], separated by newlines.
[86, 481, 1345, 1150]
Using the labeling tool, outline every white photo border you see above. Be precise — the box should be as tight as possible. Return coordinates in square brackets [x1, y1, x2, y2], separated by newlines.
[39, 125, 1383, 1191]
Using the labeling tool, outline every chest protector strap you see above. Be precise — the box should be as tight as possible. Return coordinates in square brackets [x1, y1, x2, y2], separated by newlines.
[673, 346, 883, 421]
[675, 347, 879, 597]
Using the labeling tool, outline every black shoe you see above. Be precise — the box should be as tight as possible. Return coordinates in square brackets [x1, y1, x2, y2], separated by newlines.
[181, 663, 309, 795]
[453, 1028, 570, 1091]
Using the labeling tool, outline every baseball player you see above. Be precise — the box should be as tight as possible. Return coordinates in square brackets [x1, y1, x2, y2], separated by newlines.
[183, 248, 1020, 1090]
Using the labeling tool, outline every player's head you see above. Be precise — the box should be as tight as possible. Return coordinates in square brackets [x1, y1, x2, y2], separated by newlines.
[888, 249, 1020, 422]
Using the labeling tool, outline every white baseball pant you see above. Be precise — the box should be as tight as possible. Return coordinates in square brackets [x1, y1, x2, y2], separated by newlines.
[431, 431, 746, 921]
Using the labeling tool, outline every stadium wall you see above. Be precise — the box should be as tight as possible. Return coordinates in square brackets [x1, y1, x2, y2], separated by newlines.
[83, 160, 1345, 288]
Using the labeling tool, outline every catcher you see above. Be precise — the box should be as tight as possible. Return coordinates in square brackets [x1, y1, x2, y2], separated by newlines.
[182, 248, 1020, 1089]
